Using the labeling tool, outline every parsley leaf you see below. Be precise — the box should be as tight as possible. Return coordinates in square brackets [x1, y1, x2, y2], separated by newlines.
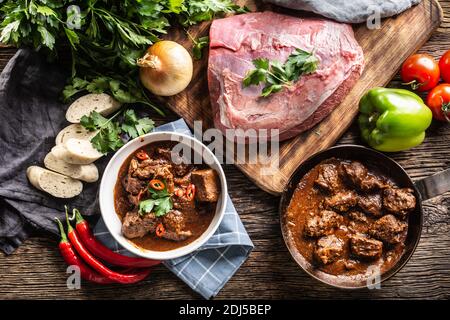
[139, 199, 157, 215]
[242, 58, 269, 87]
[181, 0, 249, 26]
[80, 111, 109, 131]
[153, 197, 173, 217]
[284, 49, 320, 81]
[242, 48, 319, 97]
[91, 121, 124, 154]
[121, 109, 154, 139]
[192, 36, 209, 60]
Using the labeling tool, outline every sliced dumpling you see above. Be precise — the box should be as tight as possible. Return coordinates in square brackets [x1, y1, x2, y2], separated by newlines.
[26, 166, 83, 198]
[51, 138, 103, 165]
[55, 124, 97, 145]
[65, 93, 121, 123]
[44, 153, 99, 183]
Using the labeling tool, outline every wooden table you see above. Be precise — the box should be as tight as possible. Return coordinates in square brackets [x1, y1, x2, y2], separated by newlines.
[1, 3, 449, 300]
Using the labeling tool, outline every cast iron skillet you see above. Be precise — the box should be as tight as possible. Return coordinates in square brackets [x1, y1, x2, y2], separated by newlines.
[280, 144, 450, 289]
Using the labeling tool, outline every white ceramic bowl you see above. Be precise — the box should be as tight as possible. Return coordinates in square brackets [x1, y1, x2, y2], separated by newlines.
[99, 132, 227, 260]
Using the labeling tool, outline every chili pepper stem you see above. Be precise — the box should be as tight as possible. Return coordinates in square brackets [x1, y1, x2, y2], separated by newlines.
[65, 206, 74, 233]
[74, 208, 85, 224]
[55, 218, 68, 243]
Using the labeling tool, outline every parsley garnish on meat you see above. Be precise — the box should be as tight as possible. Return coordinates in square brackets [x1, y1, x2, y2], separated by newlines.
[242, 49, 320, 97]
[139, 183, 173, 217]
[80, 109, 154, 154]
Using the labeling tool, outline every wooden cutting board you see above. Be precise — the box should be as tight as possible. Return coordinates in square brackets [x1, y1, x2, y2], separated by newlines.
[161, 0, 443, 195]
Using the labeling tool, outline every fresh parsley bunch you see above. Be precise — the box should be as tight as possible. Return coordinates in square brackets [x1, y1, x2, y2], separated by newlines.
[0, 0, 245, 111]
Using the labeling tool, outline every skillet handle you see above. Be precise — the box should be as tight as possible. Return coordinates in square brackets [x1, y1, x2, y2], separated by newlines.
[414, 168, 450, 201]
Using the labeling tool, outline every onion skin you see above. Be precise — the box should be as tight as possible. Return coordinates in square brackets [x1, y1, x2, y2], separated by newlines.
[138, 41, 193, 96]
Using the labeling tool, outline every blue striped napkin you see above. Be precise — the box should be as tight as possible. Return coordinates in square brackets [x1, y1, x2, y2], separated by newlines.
[93, 119, 254, 299]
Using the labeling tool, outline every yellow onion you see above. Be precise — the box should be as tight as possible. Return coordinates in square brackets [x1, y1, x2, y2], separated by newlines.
[137, 40, 193, 96]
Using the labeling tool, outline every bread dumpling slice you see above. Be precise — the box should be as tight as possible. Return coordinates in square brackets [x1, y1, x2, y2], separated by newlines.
[56, 124, 97, 145]
[51, 144, 68, 160]
[66, 93, 122, 123]
[26, 166, 83, 198]
[44, 153, 99, 183]
[51, 138, 103, 165]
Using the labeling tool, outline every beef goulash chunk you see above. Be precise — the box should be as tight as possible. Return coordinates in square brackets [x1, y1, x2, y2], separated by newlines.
[347, 211, 370, 234]
[315, 163, 340, 192]
[161, 210, 193, 241]
[304, 210, 344, 237]
[122, 211, 158, 239]
[156, 147, 192, 177]
[191, 169, 220, 202]
[122, 210, 193, 242]
[350, 235, 383, 260]
[208, 12, 364, 141]
[315, 235, 345, 265]
[382, 188, 416, 218]
[348, 211, 369, 223]
[369, 214, 408, 245]
[341, 161, 388, 191]
[358, 193, 383, 217]
[324, 190, 358, 212]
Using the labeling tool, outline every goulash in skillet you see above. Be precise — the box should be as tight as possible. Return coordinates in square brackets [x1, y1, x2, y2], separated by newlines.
[114, 141, 220, 251]
[286, 158, 416, 280]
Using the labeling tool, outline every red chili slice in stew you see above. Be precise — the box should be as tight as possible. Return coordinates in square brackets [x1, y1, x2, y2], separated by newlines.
[155, 223, 165, 238]
[185, 184, 196, 201]
[136, 149, 149, 160]
[149, 179, 165, 191]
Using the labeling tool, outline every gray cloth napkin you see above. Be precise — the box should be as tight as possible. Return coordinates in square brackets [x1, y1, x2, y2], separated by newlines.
[0, 49, 106, 254]
[265, 0, 422, 23]
[93, 119, 254, 300]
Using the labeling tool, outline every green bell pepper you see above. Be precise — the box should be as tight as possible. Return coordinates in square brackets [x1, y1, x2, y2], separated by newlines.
[358, 87, 433, 152]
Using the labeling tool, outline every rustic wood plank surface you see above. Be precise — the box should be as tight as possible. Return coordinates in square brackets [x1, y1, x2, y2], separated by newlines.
[0, 2, 449, 300]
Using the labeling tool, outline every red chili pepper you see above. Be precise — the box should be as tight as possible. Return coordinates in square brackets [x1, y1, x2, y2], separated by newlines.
[149, 179, 165, 191]
[73, 209, 160, 268]
[136, 149, 149, 160]
[65, 211, 152, 284]
[156, 223, 165, 238]
[185, 184, 196, 201]
[55, 218, 113, 284]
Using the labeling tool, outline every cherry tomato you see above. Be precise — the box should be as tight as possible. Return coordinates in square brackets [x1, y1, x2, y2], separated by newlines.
[401, 54, 440, 92]
[149, 179, 165, 191]
[439, 50, 450, 83]
[426, 84, 450, 122]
